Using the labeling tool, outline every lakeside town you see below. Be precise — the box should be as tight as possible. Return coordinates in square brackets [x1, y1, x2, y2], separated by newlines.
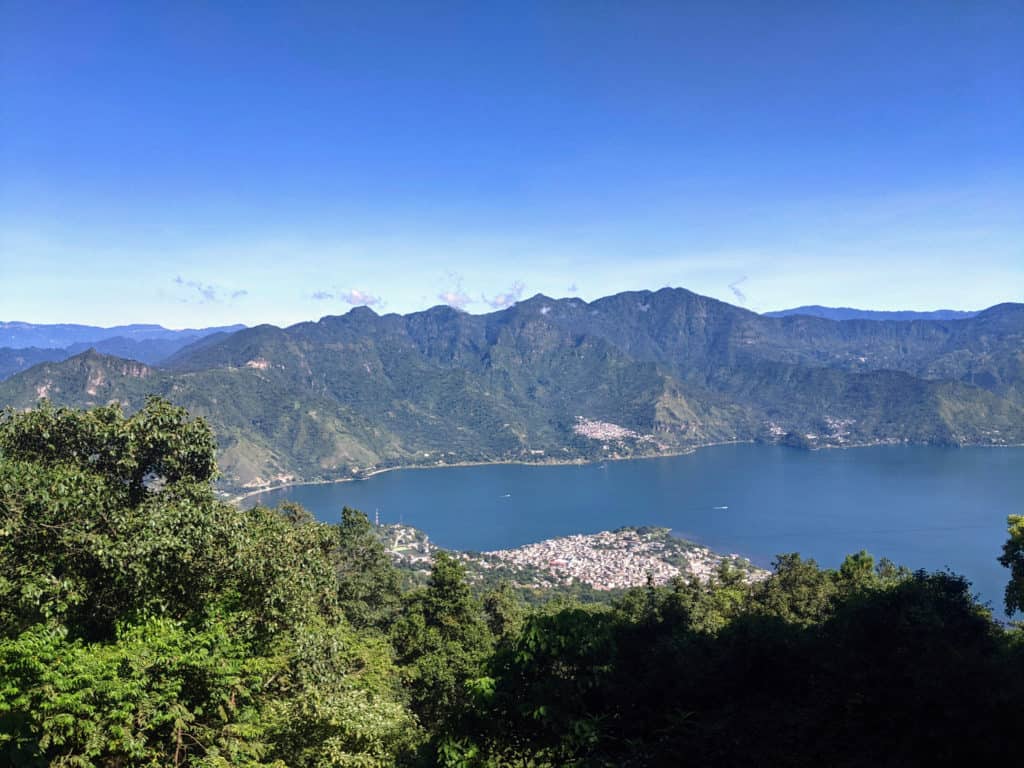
[378, 523, 768, 592]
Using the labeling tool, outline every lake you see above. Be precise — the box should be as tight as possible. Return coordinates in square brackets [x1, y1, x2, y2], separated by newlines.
[246, 444, 1024, 613]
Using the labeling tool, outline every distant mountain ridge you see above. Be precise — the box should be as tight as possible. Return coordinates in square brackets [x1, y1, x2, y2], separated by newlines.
[0, 321, 245, 349]
[1, 288, 1021, 491]
[0, 323, 245, 381]
[764, 306, 980, 321]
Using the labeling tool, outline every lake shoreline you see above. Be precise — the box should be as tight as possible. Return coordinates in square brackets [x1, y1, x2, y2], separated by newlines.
[226, 438, 1024, 505]
[226, 439, 752, 504]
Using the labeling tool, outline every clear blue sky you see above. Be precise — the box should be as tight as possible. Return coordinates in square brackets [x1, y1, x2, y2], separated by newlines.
[2, 0, 1022, 327]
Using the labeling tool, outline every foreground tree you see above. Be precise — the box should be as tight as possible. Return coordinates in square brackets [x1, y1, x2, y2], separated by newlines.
[391, 551, 494, 760]
[333, 506, 402, 631]
[0, 398, 419, 766]
[1000, 514, 1024, 615]
[449, 561, 1018, 766]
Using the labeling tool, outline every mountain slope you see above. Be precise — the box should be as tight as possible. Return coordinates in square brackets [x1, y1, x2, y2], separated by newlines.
[1, 289, 1021, 491]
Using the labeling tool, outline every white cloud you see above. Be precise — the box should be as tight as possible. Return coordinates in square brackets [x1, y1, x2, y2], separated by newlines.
[728, 276, 748, 304]
[339, 289, 383, 307]
[438, 271, 473, 309]
[483, 281, 525, 309]
[173, 276, 248, 304]
[438, 289, 472, 309]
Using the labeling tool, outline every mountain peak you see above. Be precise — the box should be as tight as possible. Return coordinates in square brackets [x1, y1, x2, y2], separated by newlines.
[978, 302, 1024, 316]
[66, 348, 151, 369]
[346, 305, 379, 318]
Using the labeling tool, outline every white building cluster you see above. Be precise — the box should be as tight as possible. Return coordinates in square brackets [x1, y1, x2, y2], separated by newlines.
[482, 528, 761, 591]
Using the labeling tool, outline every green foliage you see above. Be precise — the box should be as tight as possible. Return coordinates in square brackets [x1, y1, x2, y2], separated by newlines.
[485, 606, 618, 764]
[455, 564, 1017, 766]
[482, 582, 524, 640]
[1000, 514, 1024, 614]
[333, 508, 402, 631]
[0, 398, 227, 638]
[750, 553, 838, 625]
[0, 616, 280, 767]
[258, 620, 421, 768]
[392, 553, 494, 737]
[0, 399, 420, 766]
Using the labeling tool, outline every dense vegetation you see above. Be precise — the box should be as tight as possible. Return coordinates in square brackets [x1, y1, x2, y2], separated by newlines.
[0, 288, 1021, 491]
[2, 400, 1022, 765]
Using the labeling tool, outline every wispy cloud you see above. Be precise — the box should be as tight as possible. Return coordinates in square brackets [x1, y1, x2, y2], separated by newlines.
[174, 276, 248, 304]
[483, 280, 525, 309]
[728, 276, 748, 304]
[339, 289, 383, 307]
[438, 289, 472, 309]
[308, 288, 383, 306]
[438, 272, 472, 309]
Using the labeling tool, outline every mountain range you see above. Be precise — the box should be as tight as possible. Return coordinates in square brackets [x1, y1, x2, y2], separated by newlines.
[0, 288, 1020, 491]
[764, 306, 980, 322]
[0, 323, 244, 380]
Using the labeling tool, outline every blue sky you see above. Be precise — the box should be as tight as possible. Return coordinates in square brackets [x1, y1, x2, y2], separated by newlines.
[1, 0, 1022, 327]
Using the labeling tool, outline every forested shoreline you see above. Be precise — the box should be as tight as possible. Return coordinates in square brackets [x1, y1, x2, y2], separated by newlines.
[2, 399, 1023, 766]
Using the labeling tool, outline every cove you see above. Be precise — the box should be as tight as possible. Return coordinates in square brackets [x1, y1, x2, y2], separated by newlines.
[247, 444, 1024, 613]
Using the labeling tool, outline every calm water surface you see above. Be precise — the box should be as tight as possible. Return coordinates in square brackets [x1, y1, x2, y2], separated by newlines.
[248, 445, 1024, 612]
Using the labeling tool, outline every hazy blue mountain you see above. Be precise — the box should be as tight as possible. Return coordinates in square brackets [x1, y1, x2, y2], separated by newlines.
[0, 321, 245, 349]
[764, 306, 980, 321]
[1, 288, 1021, 491]
[65, 336, 217, 365]
[0, 325, 248, 381]
[0, 347, 70, 381]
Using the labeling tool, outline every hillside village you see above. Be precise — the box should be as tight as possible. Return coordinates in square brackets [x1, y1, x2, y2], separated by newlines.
[378, 523, 767, 591]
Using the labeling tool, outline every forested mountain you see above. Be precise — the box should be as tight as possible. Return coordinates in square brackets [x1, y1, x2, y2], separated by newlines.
[1, 288, 1021, 491]
[764, 305, 980, 321]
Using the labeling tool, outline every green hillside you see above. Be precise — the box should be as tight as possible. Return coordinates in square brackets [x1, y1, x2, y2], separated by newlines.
[1, 288, 1021, 491]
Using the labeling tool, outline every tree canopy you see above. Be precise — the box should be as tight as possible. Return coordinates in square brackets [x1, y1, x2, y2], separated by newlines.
[0, 399, 419, 766]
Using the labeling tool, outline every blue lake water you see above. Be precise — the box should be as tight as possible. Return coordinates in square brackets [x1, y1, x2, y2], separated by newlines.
[247, 445, 1024, 613]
